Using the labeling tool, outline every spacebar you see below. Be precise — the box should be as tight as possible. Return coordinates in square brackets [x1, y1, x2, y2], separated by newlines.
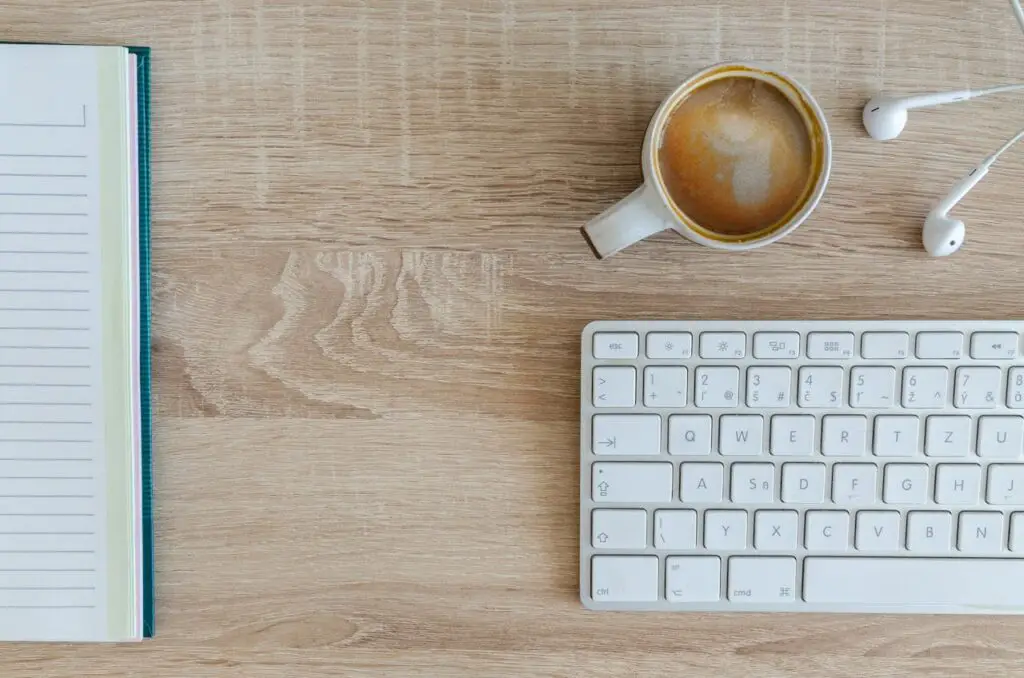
[804, 558, 1024, 606]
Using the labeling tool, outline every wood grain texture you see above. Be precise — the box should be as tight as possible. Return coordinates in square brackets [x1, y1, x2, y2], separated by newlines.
[3, 0, 1024, 674]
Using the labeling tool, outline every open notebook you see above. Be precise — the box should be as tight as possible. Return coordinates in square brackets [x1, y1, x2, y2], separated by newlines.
[0, 44, 152, 641]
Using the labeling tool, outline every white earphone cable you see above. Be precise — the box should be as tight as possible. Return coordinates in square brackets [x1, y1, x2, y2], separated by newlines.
[974, 83, 1024, 96]
[1013, 0, 1024, 37]
[984, 127, 1024, 167]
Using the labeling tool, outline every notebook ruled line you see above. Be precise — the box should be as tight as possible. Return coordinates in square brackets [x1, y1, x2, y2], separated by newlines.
[0, 154, 86, 159]
[0, 586, 94, 592]
[0, 439, 93, 443]
[0, 401, 92, 406]
[0, 311, 90, 315]
[0, 569, 95, 572]
[0, 385, 90, 391]
[0, 176, 87, 182]
[0, 193, 87, 198]
[0, 478, 93, 481]
[0, 462, 93, 467]
[0, 106, 87, 129]
[0, 232, 89, 237]
[0, 348, 90, 352]
[0, 421, 92, 425]
[0, 606, 95, 614]
[0, 271, 89, 275]
[0, 213, 87, 217]
[0, 498, 93, 501]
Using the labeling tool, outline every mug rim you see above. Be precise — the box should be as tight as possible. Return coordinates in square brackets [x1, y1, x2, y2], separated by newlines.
[641, 61, 833, 250]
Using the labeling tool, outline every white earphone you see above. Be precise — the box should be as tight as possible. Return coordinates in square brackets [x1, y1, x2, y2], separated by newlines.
[862, 84, 1024, 141]
[861, 0, 1024, 256]
[922, 128, 1024, 256]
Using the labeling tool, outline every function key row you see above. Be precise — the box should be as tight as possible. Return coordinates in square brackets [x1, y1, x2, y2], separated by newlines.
[593, 331, 1021, 361]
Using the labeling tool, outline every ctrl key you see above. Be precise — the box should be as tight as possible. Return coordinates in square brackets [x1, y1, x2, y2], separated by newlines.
[591, 556, 659, 602]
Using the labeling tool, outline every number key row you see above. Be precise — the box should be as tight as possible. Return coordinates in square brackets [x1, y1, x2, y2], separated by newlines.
[593, 365, 1024, 409]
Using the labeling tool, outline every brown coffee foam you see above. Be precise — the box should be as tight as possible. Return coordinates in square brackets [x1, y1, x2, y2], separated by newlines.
[656, 75, 814, 237]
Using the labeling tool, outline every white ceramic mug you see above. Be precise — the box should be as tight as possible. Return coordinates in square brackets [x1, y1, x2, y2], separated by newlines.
[581, 63, 832, 258]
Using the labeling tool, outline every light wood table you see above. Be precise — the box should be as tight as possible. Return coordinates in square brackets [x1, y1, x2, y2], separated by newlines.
[5, 0, 1024, 675]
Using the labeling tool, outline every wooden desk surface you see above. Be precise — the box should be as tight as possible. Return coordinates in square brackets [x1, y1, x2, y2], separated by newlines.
[5, 0, 1024, 675]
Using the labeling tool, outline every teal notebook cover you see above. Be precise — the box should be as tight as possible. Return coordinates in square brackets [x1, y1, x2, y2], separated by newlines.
[129, 45, 154, 639]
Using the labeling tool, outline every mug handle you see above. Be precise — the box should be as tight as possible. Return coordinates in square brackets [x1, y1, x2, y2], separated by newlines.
[580, 185, 674, 259]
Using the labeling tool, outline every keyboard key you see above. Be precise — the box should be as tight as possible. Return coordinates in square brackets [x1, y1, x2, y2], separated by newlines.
[1010, 368, 1024, 409]
[752, 332, 800, 359]
[986, 464, 1024, 504]
[719, 415, 763, 455]
[883, 464, 928, 504]
[754, 510, 798, 550]
[1010, 513, 1024, 552]
[591, 555, 658, 601]
[805, 510, 849, 550]
[958, 512, 1003, 553]
[592, 509, 647, 549]
[902, 366, 949, 409]
[916, 331, 964, 359]
[704, 510, 747, 550]
[593, 332, 638, 359]
[822, 415, 867, 456]
[934, 464, 981, 505]
[978, 416, 1024, 458]
[803, 557, 1024, 605]
[668, 415, 712, 455]
[832, 463, 876, 504]
[770, 415, 815, 456]
[781, 463, 826, 503]
[806, 332, 855, 359]
[680, 463, 725, 503]
[592, 414, 660, 455]
[699, 332, 746, 359]
[970, 332, 1018, 359]
[873, 415, 920, 457]
[727, 556, 797, 603]
[850, 366, 896, 408]
[746, 366, 792, 407]
[643, 366, 687, 407]
[592, 462, 672, 503]
[694, 366, 739, 407]
[654, 510, 697, 549]
[855, 510, 900, 550]
[861, 332, 910, 359]
[646, 332, 692, 359]
[906, 511, 952, 552]
[730, 463, 775, 503]
[666, 556, 721, 602]
[798, 366, 843, 408]
[924, 415, 971, 457]
[954, 367, 1001, 409]
[593, 366, 635, 407]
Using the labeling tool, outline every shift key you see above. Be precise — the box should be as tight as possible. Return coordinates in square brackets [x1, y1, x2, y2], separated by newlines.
[592, 462, 673, 502]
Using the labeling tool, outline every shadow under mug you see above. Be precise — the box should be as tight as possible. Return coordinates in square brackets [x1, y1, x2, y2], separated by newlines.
[581, 63, 832, 259]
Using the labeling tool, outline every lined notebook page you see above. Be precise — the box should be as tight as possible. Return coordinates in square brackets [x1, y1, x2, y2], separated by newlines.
[0, 44, 126, 641]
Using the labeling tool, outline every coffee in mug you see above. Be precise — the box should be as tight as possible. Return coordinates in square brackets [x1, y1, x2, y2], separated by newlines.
[582, 63, 831, 257]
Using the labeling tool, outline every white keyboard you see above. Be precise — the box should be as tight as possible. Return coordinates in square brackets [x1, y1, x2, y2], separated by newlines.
[579, 320, 1024, 614]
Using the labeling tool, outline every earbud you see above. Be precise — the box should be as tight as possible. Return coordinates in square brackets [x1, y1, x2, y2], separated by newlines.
[922, 212, 967, 257]
[922, 129, 1024, 256]
[863, 85, 1024, 141]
